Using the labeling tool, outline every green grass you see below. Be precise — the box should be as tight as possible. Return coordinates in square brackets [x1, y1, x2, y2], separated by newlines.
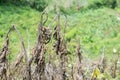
[0, 4, 40, 61]
[67, 7, 120, 58]
[0, 4, 120, 60]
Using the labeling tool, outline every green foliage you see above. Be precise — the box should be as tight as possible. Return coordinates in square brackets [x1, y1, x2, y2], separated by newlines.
[87, 0, 117, 9]
[28, 0, 47, 11]
[66, 7, 120, 56]
[66, 27, 78, 41]
[0, 0, 119, 13]
[0, 0, 47, 11]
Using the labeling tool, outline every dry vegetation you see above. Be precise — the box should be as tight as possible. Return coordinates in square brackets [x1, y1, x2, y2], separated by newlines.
[0, 12, 120, 80]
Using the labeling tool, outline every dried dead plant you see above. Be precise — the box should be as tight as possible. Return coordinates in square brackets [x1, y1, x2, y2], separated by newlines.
[110, 51, 119, 78]
[0, 26, 14, 80]
[6, 25, 28, 80]
[24, 12, 52, 80]
[53, 13, 69, 80]
[72, 42, 86, 80]
[45, 58, 55, 80]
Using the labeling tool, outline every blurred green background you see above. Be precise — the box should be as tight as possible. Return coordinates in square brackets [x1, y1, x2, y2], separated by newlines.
[0, 0, 120, 60]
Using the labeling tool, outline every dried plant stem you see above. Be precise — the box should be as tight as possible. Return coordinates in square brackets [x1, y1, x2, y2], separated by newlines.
[0, 26, 14, 80]
[25, 12, 51, 80]
[53, 13, 69, 80]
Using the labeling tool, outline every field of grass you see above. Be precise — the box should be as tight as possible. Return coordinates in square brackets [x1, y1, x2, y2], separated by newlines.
[1, 4, 120, 60]
[67, 7, 120, 58]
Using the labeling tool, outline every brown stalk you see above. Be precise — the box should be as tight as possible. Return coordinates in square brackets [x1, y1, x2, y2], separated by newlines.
[99, 48, 107, 74]
[25, 12, 51, 80]
[53, 13, 69, 80]
[73, 42, 85, 80]
[111, 52, 119, 78]
[4, 25, 28, 79]
[76, 43, 82, 64]
[0, 26, 14, 80]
